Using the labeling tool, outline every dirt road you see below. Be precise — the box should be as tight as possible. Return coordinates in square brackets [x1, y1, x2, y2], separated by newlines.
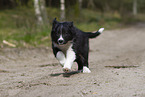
[0, 24, 145, 97]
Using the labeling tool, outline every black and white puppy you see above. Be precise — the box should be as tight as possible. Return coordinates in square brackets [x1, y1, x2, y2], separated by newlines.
[51, 18, 104, 73]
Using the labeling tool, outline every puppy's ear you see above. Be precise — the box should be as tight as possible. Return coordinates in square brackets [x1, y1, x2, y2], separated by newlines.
[52, 18, 58, 26]
[52, 18, 58, 32]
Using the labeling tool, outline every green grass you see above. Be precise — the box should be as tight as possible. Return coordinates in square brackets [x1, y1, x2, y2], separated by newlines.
[0, 8, 52, 47]
[0, 7, 144, 48]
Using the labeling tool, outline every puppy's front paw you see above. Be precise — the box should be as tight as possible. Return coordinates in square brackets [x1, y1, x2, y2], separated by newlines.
[83, 66, 91, 73]
[63, 68, 71, 73]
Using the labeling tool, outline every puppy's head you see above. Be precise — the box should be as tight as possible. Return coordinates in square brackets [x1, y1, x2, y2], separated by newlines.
[51, 18, 74, 45]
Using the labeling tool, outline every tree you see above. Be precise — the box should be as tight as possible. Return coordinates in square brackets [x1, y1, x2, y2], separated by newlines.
[133, 0, 137, 15]
[40, 0, 48, 24]
[34, 0, 48, 25]
[34, 0, 43, 25]
[60, 0, 65, 21]
[87, 0, 95, 9]
[79, 0, 82, 10]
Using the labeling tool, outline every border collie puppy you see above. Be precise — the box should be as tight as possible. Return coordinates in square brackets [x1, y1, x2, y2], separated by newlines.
[51, 18, 104, 73]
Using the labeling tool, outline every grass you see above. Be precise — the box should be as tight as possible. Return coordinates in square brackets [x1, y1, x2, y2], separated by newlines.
[0, 8, 52, 47]
[0, 7, 144, 48]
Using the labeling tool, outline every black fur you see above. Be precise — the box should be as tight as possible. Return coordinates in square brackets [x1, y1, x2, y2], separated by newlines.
[51, 18, 102, 71]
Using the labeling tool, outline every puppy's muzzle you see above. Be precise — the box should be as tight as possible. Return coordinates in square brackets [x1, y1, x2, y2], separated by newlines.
[58, 39, 64, 44]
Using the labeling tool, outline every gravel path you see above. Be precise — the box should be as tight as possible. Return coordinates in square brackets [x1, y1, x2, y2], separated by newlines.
[0, 24, 145, 97]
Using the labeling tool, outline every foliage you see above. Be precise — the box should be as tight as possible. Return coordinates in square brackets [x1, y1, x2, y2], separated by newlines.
[0, 7, 122, 47]
[0, 0, 145, 47]
[0, 7, 51, 47]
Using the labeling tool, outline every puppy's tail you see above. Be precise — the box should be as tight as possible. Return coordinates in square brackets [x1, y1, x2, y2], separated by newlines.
[86, 28, 104, 38]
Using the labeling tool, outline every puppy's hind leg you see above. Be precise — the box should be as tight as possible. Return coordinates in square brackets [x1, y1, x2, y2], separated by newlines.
[83, 66, 91, 73]
[76, 57, 91, 73]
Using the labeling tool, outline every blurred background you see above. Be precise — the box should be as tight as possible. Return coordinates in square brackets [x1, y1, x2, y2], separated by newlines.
[0, 0, 145, 47]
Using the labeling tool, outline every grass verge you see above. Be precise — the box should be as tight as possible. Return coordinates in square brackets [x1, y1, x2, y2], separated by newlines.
[0, 7, 144, 48]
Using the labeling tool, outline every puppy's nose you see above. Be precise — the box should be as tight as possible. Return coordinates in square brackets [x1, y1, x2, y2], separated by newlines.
[58, 39, 64, 44]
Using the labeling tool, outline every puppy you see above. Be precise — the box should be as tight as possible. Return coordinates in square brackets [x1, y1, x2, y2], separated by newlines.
[51, 18, 104, 73]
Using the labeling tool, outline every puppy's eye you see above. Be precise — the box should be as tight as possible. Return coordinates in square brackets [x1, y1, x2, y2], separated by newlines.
[56, 32, 60, 36]
[65, 32, 69, 34]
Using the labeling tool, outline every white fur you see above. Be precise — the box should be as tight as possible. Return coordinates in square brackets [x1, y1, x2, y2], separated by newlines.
[63, 44, 76, 70]
[58, 34, 64, 42]
[56, 51, 66, 67]
[98, 28, 104, 33]
[83, 66, 91, 73]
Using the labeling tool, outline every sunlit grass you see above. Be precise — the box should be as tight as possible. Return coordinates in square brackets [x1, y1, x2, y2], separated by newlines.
[0, 7, 144, 48]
